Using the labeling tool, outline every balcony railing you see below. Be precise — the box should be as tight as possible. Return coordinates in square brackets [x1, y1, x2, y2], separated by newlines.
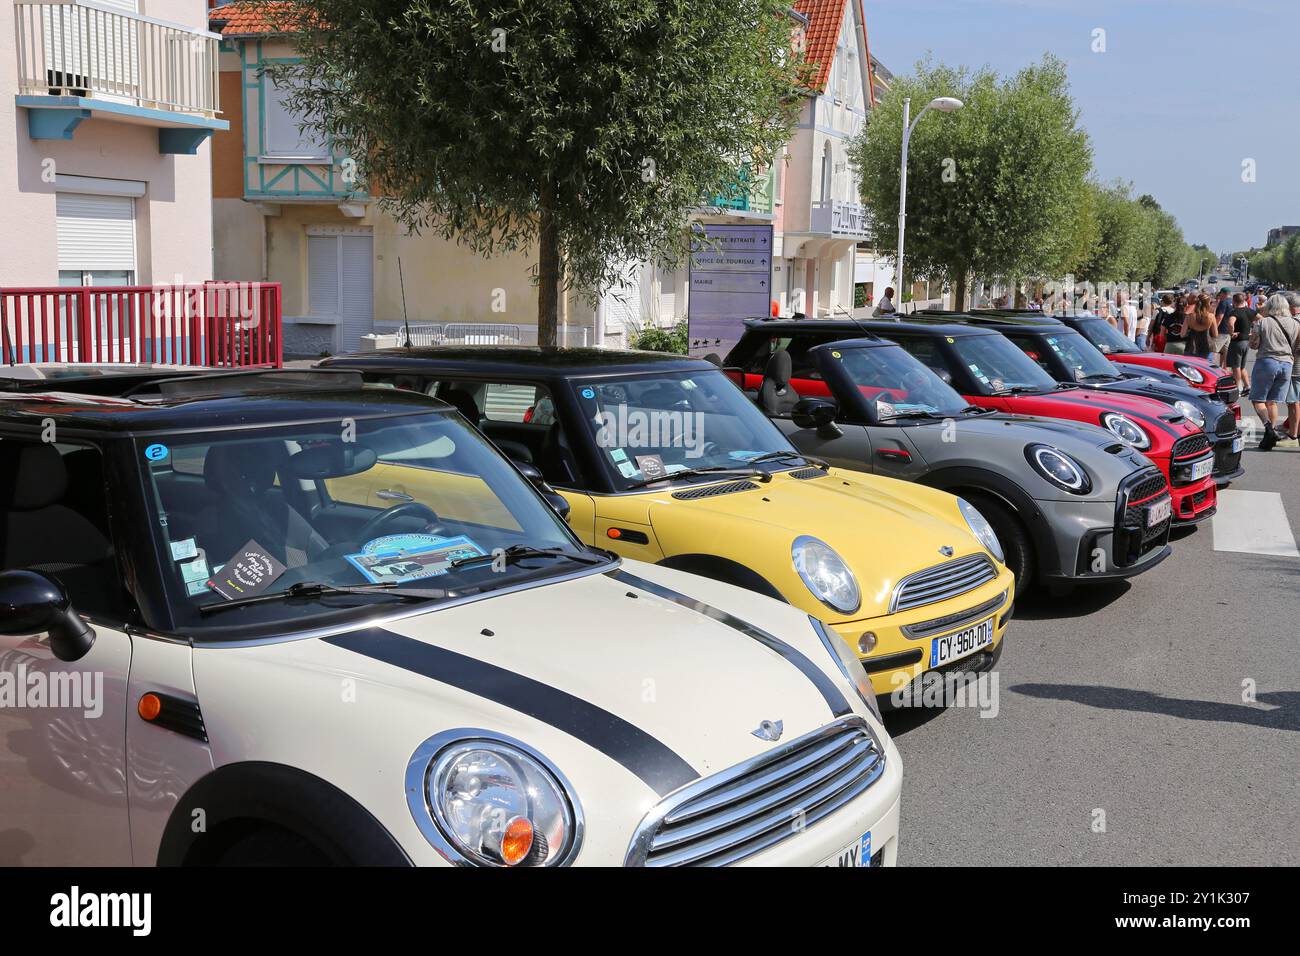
[14, 0, 220, 118]
[705, 165, 775, 216]
[811, 199, 872, 240]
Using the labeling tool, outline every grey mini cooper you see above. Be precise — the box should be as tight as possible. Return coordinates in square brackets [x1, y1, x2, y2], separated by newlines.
[729, 335, 1174, 596]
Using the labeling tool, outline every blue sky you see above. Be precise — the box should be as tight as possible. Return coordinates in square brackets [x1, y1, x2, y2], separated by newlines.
[864, 0, 1300, 253]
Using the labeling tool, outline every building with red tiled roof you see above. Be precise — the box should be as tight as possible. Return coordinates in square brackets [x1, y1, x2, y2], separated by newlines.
[208, 2, 294, 37]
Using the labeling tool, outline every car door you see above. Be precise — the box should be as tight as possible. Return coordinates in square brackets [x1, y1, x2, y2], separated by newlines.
[0, 438, 133, 865]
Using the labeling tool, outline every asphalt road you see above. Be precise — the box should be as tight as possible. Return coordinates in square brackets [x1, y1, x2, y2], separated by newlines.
[885, 410, 1300, 866]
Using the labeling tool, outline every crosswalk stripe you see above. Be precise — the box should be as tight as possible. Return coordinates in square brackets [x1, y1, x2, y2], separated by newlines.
[1212, 489, 1300, 557]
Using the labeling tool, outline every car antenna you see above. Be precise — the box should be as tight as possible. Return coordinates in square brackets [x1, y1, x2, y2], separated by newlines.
[830, 305, 880, 341]
[398, 257, 413, 349]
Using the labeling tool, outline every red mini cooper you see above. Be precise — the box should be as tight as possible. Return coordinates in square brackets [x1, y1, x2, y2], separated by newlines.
[726, 319, 1219, 525]
[999, 311, 1241, 414]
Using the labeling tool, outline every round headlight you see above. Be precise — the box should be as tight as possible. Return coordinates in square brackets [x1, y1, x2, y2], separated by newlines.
[792, 535, 860, 614]
[956, 497, 1005, 564]
[407, 732, 581, 867]
[1100, 412, 1152, 450]
[1173, 400, 1205, 429]
[1175, 363, 1206, 384]
[1025, 443, 1093, 494]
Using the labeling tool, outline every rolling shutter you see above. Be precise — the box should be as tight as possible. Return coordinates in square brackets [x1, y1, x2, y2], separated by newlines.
[56, 192, 135, 272]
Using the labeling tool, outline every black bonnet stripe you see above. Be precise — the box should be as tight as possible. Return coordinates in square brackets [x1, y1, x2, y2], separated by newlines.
[322, 628, 699, 797]
[610, 569, 852, 718]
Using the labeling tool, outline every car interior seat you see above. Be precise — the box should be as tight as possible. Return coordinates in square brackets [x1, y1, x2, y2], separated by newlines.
[758, 350, 800, 416]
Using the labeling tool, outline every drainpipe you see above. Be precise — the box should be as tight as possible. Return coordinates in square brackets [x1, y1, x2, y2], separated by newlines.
[856, 0, 876, 109]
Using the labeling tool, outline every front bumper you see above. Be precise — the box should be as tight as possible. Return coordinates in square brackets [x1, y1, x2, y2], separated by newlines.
[1212, 430, 1245, 485]
[828, 570, 1013, 700]
[1037, 469, 1173, 583]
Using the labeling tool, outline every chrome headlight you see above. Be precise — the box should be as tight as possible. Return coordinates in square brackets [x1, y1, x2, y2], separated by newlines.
[1174, 363, 1206, 384]
[956, 497, 1005, 564]
[792, 535, 860, 614]
[1100, 412, 1152, 450]
[1173, 400, 1205, 429]
[810, 615, 881, 719]
[1025, 443, 1093, 494]
[406, 731, 582, 867]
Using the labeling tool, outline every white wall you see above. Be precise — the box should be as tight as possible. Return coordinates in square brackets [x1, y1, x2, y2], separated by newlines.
[0, 1, 216, 286]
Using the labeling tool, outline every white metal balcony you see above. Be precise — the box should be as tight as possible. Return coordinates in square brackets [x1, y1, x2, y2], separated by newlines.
[810, 199, 873, 240]
[14, 0, 224, 147]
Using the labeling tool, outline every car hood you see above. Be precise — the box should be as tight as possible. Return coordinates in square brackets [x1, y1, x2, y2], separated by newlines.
[637, 468, 991, 618]
[1001, 388, 1201, 451]
[190, 560, 870, 817]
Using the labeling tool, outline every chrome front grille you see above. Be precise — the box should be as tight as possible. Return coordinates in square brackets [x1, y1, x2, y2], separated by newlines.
[625, 717, 885, 867]
[890, 554, 996, 613]
[671, 480, 759, 500]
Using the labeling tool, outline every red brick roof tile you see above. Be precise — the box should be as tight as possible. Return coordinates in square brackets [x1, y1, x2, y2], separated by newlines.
[209, 2, 294, 37]
[794, 0, 849, 93]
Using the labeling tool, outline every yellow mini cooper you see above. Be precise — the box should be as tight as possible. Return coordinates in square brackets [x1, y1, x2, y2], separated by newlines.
[320, 348, 1015, 706]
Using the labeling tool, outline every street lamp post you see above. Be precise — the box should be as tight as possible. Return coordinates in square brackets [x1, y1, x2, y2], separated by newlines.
[896, 96, 963, 314]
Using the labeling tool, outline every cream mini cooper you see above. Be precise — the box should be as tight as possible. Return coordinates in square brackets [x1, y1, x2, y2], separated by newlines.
[0, 366, 899, 867]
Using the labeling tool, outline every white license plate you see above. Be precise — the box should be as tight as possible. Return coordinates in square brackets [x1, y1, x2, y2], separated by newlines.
[1147, 496, 1173, 527]
[1232, 436, 1243, 453]
[819, 830, 872, 867]
[1190, 457, 1214, 481]
[930, 617, 994, 667]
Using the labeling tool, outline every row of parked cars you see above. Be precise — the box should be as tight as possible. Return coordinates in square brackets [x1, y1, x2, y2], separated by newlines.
[0, 307, 1238, 867]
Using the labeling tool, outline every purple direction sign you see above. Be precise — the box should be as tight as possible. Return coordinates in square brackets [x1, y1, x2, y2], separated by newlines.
[687, 224, 773, 357]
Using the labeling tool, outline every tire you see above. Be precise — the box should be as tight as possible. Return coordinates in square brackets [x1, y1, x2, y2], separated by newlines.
[964, 493, 1033, 597]
[213, 825, 334, 867]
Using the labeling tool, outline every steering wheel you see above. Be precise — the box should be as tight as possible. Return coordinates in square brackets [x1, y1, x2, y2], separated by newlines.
[354, 502, 442, 543]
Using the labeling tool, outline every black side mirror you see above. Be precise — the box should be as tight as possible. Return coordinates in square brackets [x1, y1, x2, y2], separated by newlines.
[514, 460, 572, 522]
[791, 398, 842, 438]
[0, 570, 96, 663]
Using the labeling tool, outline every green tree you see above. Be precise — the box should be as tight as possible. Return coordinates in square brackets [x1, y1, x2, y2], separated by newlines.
[1075, 181, 1145, 283]
[258, 0, 804, 346]
[849, 55, 1092, 308]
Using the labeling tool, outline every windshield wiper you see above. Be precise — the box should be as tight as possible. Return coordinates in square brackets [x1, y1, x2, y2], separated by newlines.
[992, 385, 1042, 396]
[740, 450, 830, 470]
[200, 580, 451, 615]
[1079, 373, 1122, 383]
[961, 405, 997, 415]
[624, 465, 772, 489]
[448, 544, 608, 570]
[1052, 382, 1079, 390]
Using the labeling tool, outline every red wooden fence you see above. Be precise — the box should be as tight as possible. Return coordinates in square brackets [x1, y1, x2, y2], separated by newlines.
[0, 282, 282, 368]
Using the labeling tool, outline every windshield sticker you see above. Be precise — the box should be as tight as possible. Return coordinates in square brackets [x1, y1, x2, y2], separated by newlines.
[609, 448, 629, 463]
[634, 454, 667, 480]
[580, 387, 596, 399]
[681, 378, 697, 390]
[990, 378, 1005, 392]
[728, 450, 764, 460]
[180, 557, 209, 584]
[169, 538, 198, 561]
[617, 460, 639, 478]
[345, 534, 485, 585]
[663, 463, 689, 474]
[831, 350, 842, 359]
[144, 443, 169, 462]
[876, 400, 897, 418]
[185, 579, 211, 597]
[209, 540, 286, 601]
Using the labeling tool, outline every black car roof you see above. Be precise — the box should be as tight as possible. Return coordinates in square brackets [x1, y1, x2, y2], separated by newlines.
[740, 317, 992, 338]
[321, 345, 715, 378]
[910, 311, 1074, 333]
[0, 367, 447, 434]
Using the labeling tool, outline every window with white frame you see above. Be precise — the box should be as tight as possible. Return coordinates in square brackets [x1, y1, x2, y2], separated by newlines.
[263, 75, 330, 160]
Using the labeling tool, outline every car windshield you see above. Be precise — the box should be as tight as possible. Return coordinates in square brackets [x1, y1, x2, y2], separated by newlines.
[826, 345, 969, 419]
[139, 410, 592, 631]
[948, 334, 1059, 394]
[1076, 317, 1141, 354]
[569, 368, 798, 489]
[1031, 331, 1119, 380]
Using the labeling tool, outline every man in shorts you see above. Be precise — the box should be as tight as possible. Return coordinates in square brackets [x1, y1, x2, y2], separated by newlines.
[1283, 292, 1300, 446]
[1226, 292, 1255, 393]
[1250, 293, 1300, 451]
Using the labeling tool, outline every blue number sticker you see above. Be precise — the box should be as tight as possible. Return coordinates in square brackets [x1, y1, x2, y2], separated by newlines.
[580, 387, 595, 400]
[144, 443, 169, 462]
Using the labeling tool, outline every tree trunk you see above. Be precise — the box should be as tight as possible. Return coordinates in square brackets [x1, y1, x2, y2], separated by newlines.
[537, 183, 560, 348]
[953, 271, 968, 312]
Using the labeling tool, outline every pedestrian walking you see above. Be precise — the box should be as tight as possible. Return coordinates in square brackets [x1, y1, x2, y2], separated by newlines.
[1151, 294, 1176, 352]
[1225, 292, 1256, 393]
[1212, 288, 1233, 365]
[1161, 293, 1189, 354]
[1118, 291, 1139, 342]
[1185, 293, 1217, 359]
[1248, 292, 1300, 451]
[1283, 292, 1300, 445]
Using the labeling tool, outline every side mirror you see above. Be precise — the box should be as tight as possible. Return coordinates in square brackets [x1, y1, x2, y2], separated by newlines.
[791, 398, 842, 438]
[515, 460, 573, 522]
[0, 570, 96, 663]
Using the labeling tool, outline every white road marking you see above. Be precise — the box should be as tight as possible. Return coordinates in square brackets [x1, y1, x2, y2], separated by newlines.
[1212, 490, 1300, 557]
